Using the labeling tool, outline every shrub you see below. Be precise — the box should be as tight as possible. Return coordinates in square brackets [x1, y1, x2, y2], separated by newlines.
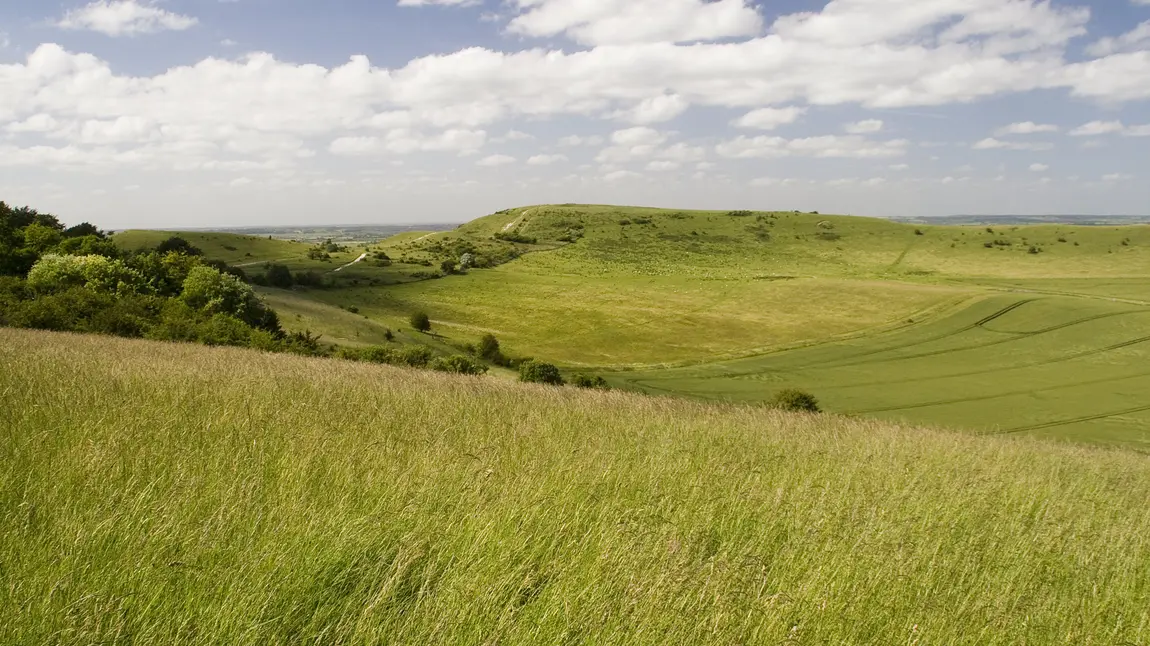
[477, 333, 506, 364]
[26, 254, 147, 296]
[768, 389, 820, 413]
[493, 232, 537, 244]
[914, 228, 925, 236]
[519, 360, 564, 386]
[572, 374, 610, 390]
[410, 311, 431, 333]
[440, 259, 457, 275]
[430, 355, 489, 375]
[265, 263, 294, 289]
[397, 345, 433, 368]
[383, 329, 395, 342]
[156, 236, 202, 256]
[727, 210, 753, 217]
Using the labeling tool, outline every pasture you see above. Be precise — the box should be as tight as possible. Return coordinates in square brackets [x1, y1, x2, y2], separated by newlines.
[3, 328, 1149, 644]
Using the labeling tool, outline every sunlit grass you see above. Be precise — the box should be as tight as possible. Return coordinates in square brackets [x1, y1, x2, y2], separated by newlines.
[3, 328, 1149, 644]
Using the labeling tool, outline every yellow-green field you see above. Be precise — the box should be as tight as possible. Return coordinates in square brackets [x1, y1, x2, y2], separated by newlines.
[114, 205, 1150, 446]
[3, 329, 1150, 644]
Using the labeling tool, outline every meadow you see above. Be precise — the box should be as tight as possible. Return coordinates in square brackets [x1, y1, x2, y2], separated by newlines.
[114, 205, 1150, 446]
[3, 328, 1150, 645]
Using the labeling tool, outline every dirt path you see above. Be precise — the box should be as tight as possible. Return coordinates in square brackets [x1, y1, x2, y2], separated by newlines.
[502, 208, 533, 232]
[333, 252, 368, 272]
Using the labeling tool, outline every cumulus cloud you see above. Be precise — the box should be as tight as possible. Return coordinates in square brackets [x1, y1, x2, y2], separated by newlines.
[504, 0, 763, 46]
[614, 94, 689, 124]
[716, 135, 908, 159]
[844, 119, 883, 134]
[477, 154, 516, 166]
[1086, 21, 1150, 57]
[398, 0, 481, 6]
[732, 107, 805, 130]
[1069, 120, 1126, 136]
[972, 138, 1054, 151]
[57, 0, 198, 36]
[1029, 163, 1049, 172]
[526, 153, 567, 165]
[995, 122, 1058, 135]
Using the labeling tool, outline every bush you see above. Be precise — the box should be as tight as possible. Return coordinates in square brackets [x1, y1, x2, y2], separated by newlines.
[156, 236, 202, 256]
[26, 254, 147, 296]
[768, 389, 820, 413]
[519, 360, 564, 386]
[477, 333, 506, 364]
[265, 263, 294, 289]
[410, 311, 431, 333]
[430, 355, 489, 375]
[440, 259, 457, 275]
[572, 374, 610, 390]
[397, 345, 433, 368]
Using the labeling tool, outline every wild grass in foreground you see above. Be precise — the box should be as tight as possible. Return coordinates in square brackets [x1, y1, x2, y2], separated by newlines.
[2, 328, 1149, 645]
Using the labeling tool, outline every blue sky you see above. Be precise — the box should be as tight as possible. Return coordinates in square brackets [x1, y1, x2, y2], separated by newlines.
[1, 0, 1148, 228]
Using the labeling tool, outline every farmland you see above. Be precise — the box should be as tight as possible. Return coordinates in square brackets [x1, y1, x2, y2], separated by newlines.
[114, 204, 1150, 447]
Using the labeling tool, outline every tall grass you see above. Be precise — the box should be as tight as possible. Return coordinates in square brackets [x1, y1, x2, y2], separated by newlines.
[2, 328, 1149, 644]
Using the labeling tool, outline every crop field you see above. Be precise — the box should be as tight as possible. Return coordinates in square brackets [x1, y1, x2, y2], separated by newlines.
[3, 328, 1150, 645]
[114, 205, 1150, 446]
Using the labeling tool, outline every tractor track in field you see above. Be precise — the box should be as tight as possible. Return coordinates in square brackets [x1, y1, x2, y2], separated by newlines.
[792, 308, 1147, 371]
[847, 369, 1150, 415]
[993, 403, 1150, 435]
[810, 333, 1150, 391]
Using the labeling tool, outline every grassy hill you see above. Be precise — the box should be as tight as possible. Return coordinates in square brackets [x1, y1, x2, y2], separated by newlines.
[113, 206, 1150, 447]
[3, 328, 1150, 644]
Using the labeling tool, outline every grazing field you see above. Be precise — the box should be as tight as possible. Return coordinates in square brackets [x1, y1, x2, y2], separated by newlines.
[3, 328, 1150, 645]
[114, 205, 1150, 446]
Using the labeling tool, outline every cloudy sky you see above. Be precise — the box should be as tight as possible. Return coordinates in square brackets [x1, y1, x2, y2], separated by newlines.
[1, 0, 1148, 228]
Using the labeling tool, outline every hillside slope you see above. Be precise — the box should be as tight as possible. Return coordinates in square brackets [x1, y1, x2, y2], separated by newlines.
[3, 328, 1149, 644]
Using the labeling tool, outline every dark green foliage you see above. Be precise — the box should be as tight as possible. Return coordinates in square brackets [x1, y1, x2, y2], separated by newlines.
[726, 210, 754, 217]
[519, 360, 565, 386]
[430, 355, 489, 375]
[307, 247, 332, 261]
[572, 374, 611, 390]
[55, 235, 121, 258]
[768, 389, 821, 413]
[476, 333, 509, 366]
[62, 222, 105, 239]
[493, 232, 537, 244]
[914, 229, 925, 236]
[266, 263, 294, 288]
[410, 311, 432, 333]
[293, 270, 327, 288]
[156, 236, 203, 256]
[440, 259, 457, 275]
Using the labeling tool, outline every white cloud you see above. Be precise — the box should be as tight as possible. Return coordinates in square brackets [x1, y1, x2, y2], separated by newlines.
[504, 0, 763, 46]
[477, 154, 516, 166]
[972, 138, 1054, 151]
[604, 169, 642, 181]
[844, 119, 883, 134]
[399, 0, 481, 6]
[716, 135, 909, 159]
[889, 163, 909, 170]
[57, 0, 198, 36]
[645, 160, 680, 171]
[1126, 125, 1150, 137]
[329, 129, 487, 156]
[732, 107, 805, 130]
[558, 135, 604, 147]
[995, 122, 1059, 136]
[1069, 120, 1126, 136]
[1029, 163, 1049, 172]
[615, 94, 689, 124]
[1086, 21, 1150, 57]
[1102, 173, 1132, 181]
[526, 153, 566, 165]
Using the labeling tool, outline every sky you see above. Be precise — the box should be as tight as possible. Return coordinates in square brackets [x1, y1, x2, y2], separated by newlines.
[0, 0, 1149, 228]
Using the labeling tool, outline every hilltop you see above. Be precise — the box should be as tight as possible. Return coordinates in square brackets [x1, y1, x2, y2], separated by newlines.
[2, 328, 1149, 644]
[109, 205, 1150, 448]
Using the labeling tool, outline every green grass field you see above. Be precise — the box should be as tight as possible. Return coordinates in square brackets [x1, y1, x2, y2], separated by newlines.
[114, 205, 1150, 447]
[3, 328, 1150, 645]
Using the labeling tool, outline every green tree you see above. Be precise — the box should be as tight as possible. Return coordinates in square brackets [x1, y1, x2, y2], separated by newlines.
[519, 360, 564, 386]
[156, 236, 203, 256]
[768, 389, 820, 413]
[26, 254, 147, 296]
[410, 311, 431, 333]
[265, 264, 294, 289]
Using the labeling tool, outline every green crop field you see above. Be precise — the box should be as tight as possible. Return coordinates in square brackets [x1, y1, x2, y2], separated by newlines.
[114, 205, 1150, 447]
[3, 328, 1150, 645]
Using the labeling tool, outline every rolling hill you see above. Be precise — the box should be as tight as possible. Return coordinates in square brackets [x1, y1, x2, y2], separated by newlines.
[114, 205, 1150, 447]
[2, 328, 1149, 644]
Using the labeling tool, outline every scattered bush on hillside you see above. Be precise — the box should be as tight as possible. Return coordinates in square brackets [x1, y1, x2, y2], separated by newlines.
[493, 231, 537, 244]
[306, 247, 332, 262]
[476, 333, 510, 366]
[459, 252, 475, 269]
[293, 270, 327, 288]
[265, 263, 294, 289]
[440, 259, 458, 275]
[156, 236, 203, 257]
[768, 389, 821, 413]
[727, 210, 754, 217]
[430, 355, 489, 375]
[410, 311, 432, 333]
[816, 232, 841, 241]
[519, 360, 565, 386]
[572, 374, 611, 390]
[914, 228, 925, 236]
